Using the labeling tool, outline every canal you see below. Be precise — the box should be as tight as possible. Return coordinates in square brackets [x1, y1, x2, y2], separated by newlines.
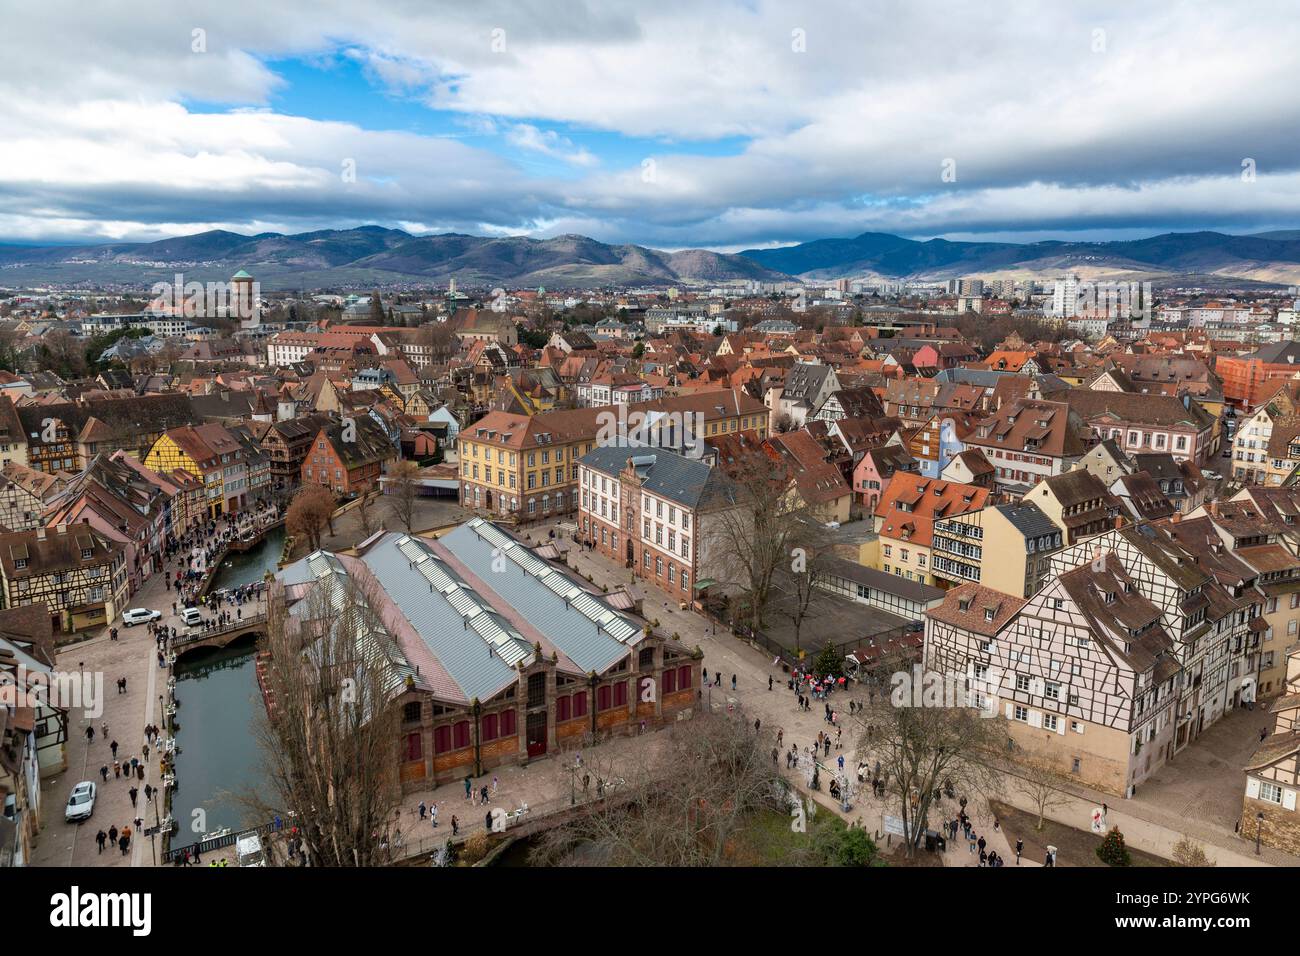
[169, 526, 284, 842]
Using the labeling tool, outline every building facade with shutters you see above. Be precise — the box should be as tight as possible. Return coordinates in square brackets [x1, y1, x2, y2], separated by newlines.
[0, 523, 128, 634]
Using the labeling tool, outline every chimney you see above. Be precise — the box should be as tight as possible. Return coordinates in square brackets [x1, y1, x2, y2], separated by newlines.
[36, 528, 45, 540]
[1170, 511, 1182, 524]
[1115, 514, 1125, 530]
[57, 523, 67, 535]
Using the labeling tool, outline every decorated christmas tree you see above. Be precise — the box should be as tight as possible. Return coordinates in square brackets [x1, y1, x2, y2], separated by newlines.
[1096, 825, 1131, 866]
[814, 643, 843, 680]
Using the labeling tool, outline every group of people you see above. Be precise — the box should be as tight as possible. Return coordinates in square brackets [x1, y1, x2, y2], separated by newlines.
[94, 823, 134, 857]
[165, 507, 279, 602]
[417, 800, 460, 836]
[700, 668, 737, 690]
[945, 805, 1009, 867]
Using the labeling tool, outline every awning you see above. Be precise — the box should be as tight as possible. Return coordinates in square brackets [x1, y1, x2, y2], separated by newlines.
[693, 579, 718, 591]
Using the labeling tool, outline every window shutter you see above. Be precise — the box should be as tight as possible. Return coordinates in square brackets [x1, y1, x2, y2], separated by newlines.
[1028, 710, 1042, 728]
[1246, 777, 1260, 800]
[1284, 788, 1297, 812]
[1005, 702, 1014, 719]
[1056, 719, 1066, 736]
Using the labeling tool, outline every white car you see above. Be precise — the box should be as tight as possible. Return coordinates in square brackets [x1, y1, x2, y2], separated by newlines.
[65, 781, 96, 822]
[122, 608, 161, 627]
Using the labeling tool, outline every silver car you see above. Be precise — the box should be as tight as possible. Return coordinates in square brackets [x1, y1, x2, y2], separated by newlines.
[65, 780, 96, 822]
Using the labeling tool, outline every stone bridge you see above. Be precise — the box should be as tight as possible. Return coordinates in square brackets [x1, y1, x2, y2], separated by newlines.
[172, 613, 267, 657]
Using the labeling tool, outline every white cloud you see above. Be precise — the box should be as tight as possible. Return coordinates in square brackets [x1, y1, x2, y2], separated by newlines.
[3, 1, 1300, 247]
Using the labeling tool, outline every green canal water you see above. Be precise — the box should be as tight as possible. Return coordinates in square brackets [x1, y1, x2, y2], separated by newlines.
[169, 527, 284, 841]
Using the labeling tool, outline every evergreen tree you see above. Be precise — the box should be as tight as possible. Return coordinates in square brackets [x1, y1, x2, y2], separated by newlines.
[369, 291, 385, 326]
[1096, 825, 1131, 866]
[813, 643, 843, 680]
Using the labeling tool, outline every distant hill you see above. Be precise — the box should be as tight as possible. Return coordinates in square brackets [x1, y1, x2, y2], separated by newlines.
[739, 230, 1300, 285]
[0, 227, 788, 290]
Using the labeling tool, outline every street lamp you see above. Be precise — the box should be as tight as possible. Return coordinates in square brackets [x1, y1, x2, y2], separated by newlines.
[1256, 811, 1264, 855]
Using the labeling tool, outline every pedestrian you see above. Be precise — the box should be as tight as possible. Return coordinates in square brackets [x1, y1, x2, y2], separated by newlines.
[464, 775, 472, 801]
[118, 834, 129, 855]
[977, 835, 986, 855]
[113, 761, 121, 779]
[99, 765, 109, 782]
[102, 721, 109, 739]
[485, 811, 493, 831]
[1044, 848, 1054, 867]
[754, 718, 761, 734]
[108, 825, 118, 846]
[451, 815, 459, 836]
[480, 785, 489, 804]
[136, 764, 144, 781]
[129, 786, 139, 808]
[431, 803, 439, 828]
[768, 675, 773, 691]
[96, 830, 107, 853]
[731, 674, 737, 691]
[110, 739, 118, 758]
[142, 743, 150, 762]
[86, 725, 94, 743]
[493, 775, 499, 794]
[777, 729, 783, 747]
[418, 801, 427, 820]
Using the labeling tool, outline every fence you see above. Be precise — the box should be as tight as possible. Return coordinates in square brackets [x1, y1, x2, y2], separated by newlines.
[728, 616, 915, 675]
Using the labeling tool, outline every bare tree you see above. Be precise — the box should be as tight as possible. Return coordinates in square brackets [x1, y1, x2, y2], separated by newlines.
[1171, 836, 1216, 867]
[387, 460, 420, 533]
[705, 448, 816, 633]
[286, 484, 336, 551]
[244, 573, 405, 866]
[354, 491, 378, 539]
[1014, 752, 1072, 832]
[777, 524, 833, 653]
[859, 695, 1003, 857]
[530, 712, 786, 867]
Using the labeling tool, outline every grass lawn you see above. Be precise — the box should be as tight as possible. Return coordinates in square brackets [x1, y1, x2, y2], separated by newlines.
[990, 800, 1169, 867]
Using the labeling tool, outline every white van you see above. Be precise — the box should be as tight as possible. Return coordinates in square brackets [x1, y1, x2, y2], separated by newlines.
[236, 832, 266, 867]
[180, 607, 204, 627]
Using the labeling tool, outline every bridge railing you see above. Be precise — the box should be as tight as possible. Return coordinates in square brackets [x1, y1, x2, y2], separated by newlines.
[171, 612, 268, 649]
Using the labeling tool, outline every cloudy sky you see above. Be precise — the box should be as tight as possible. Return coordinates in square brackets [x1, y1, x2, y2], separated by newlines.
[3, 0, 1299, 250]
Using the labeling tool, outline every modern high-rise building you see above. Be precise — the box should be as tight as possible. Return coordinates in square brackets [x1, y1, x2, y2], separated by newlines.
[1050, 275, 1081, 317]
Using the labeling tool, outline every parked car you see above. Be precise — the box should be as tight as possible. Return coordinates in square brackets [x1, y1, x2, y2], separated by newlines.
[180, 607, 204, 627]
[122, 608, 161, 627]
[65, 781, 96, 822]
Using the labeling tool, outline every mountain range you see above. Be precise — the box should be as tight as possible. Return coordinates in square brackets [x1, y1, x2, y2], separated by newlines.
[738, 230, 1300, 286]
[0, 226, 785, 290]
[4, 225, 1300, 289]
